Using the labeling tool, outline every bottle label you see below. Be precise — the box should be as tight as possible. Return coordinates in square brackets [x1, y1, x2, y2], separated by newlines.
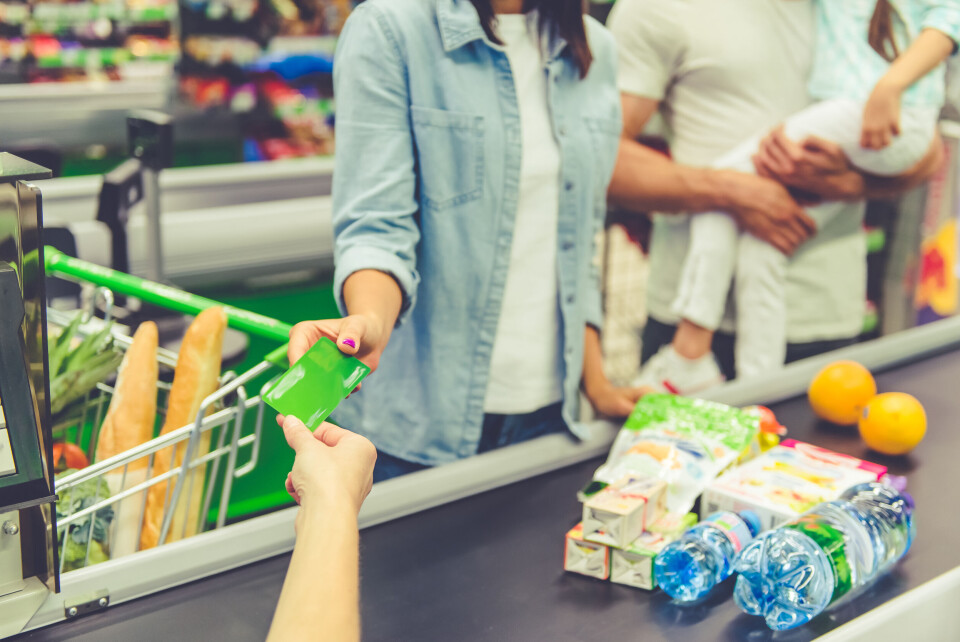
[704, 511, 754, 554]
[785, 514, 853, 603]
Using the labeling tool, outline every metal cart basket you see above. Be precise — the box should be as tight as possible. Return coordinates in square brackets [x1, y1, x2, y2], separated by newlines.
[43, 248, 291, 575]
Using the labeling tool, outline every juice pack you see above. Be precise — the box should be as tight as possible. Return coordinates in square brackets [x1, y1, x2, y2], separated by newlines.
[701, 439, 887, 531]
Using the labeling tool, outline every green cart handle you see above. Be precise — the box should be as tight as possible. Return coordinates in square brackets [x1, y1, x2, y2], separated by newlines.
[44, 247, 291, 368]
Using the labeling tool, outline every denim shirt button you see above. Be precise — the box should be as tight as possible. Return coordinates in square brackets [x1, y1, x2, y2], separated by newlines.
[566, 294, 575, 304]
[564, 180, 574, 191]
[562, 241, 575, 251]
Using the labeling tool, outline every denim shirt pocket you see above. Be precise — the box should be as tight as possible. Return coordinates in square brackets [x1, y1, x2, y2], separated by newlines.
[584, 116, 622, 199]
[411, 105, 485, 212]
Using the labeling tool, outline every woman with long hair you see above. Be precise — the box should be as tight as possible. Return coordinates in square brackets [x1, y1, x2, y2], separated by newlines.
[287, 0, 642, 480]
[635, 0, 960, 393]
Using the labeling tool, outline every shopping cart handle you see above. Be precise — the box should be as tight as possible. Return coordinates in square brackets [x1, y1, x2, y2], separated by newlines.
[265, 345, 290, 368]
[43, 247, 294, 346]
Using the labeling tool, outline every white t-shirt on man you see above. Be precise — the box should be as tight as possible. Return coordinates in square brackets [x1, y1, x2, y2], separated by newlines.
[484, 12, 563, 414]
[608, 0, 867, 343]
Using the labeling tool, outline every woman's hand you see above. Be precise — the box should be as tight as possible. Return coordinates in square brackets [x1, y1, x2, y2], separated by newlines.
[278, 415, 377, 524]
[585, 380, 651, 418]
[288, 313, 389, 371]
[861, 81, 902, 150]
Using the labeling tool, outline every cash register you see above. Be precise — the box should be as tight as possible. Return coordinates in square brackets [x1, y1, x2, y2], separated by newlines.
[0, 154, 58, 637]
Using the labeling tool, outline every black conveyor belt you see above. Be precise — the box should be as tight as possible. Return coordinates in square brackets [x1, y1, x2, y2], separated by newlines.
[17, 348, 960, 641]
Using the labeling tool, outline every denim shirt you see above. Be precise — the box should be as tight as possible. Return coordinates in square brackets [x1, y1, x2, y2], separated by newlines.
[330, 0, 622, 466]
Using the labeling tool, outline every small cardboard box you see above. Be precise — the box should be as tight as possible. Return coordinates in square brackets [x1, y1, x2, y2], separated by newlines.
[610, 531, 672, 590]
[701, 439, 887, 531]
[582, 475, 667, 548]
[564, 522, 610, 580]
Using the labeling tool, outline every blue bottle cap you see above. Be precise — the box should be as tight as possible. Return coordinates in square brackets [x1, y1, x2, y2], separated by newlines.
[739, 510, 762, 537]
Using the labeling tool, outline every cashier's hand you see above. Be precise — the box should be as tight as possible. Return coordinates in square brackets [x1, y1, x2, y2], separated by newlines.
[288, 314, 387, 371]
[279, 415, 377, 524]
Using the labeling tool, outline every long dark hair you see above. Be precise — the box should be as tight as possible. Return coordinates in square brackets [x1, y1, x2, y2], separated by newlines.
[470, 0, 593, 78]
[868, 0, 900, 62]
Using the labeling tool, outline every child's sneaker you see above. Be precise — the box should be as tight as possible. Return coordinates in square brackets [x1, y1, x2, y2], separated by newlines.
[632, 345, 725, 395]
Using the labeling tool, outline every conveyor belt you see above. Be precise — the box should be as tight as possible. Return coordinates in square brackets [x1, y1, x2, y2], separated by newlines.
[16, 347, 960, 641]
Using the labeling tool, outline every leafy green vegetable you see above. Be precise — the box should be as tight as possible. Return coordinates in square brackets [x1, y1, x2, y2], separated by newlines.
[55, 469, 114, 572]
[49, 318, 123, 420]
[48, 314, 81, 378]
[51, 349, 123, 415]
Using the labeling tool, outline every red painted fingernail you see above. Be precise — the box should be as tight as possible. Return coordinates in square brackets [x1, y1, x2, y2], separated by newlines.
[342, 338, 356, 348]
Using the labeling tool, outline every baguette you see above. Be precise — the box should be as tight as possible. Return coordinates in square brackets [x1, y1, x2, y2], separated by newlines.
[140, 307, 226, 550]
[94, 322, 158, 559]
[94, 322, 158, 465]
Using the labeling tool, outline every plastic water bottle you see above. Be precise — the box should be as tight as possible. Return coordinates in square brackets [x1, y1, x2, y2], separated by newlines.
[733, 482, 914, 631]
[655, 510, 762, 601]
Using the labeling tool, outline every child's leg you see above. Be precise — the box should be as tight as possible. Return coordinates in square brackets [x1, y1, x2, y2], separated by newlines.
[671, 137, 760, 342]
[726, 101, 868, 378]
[635, 137, 761, 392]
[733, 201, 840, 378]
[729, 99, 933, 377]
[733, 235, 788, 378]
[781, 99, 937, 177]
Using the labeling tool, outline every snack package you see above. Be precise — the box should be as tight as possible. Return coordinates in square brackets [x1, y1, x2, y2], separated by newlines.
[701, 439, 887, 531]
[588, 394, 760, 515]
[564, 523, 610, 580]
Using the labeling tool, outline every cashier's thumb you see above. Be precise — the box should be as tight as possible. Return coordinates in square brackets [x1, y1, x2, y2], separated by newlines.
[281, 415, 314, 453]
[337, 317, 365, 355]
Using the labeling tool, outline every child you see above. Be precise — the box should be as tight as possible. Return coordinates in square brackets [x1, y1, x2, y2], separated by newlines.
[637, 0, 960, 393]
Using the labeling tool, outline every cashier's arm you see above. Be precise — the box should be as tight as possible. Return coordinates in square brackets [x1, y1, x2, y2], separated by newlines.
[267, 416, 376, 642]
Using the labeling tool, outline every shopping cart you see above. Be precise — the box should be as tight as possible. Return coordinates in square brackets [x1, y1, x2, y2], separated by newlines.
[43, 248, 292, 574]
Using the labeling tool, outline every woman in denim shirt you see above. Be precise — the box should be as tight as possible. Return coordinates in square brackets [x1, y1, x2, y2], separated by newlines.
[288, 0, 645, 481]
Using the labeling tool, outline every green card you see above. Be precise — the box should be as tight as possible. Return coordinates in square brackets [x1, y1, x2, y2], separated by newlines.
[264, 338, 370, 430]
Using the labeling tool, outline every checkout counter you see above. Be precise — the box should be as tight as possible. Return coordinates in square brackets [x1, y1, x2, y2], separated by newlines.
[6, 313, 960, 641]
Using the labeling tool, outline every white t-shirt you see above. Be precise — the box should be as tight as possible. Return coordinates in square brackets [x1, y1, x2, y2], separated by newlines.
[608, 0, 867, 343]
[484, 12, 563, 414]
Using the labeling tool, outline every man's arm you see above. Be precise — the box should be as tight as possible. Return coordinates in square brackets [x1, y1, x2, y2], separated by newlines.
[608, 96, 736, 214]
[609, 94, 816, 255]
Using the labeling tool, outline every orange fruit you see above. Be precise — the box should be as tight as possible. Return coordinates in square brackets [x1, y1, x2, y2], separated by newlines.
[859, 392, 926, 455]
[808, 361, 877, 425]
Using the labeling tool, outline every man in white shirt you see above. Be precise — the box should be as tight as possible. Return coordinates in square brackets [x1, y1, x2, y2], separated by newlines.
[606, 0, 943, 384]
